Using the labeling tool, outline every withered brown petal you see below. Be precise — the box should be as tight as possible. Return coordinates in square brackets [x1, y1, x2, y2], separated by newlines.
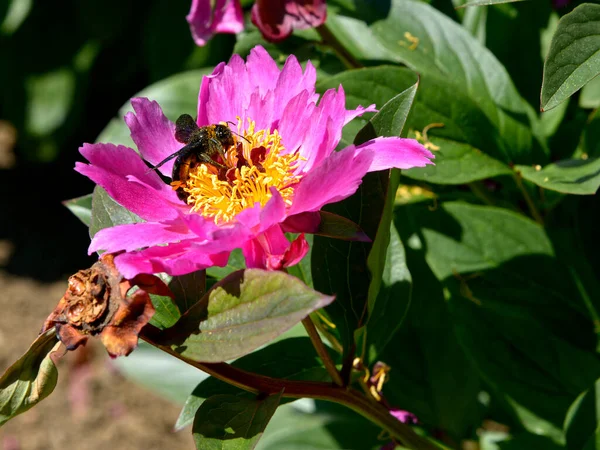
[100, 290, 156, 357]
[55, 324, 89, 351]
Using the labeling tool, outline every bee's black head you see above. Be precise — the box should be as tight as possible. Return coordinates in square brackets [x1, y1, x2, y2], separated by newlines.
[214, 124, 235, 147]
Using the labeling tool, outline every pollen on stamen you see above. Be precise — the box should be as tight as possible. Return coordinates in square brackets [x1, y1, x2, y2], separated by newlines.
[183, 118, 304, 224]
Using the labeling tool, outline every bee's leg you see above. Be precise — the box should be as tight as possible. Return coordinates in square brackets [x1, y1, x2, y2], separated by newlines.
[199, 153, 227, 169]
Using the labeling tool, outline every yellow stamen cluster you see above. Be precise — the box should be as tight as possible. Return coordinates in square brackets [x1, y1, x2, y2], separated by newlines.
[184, 119, 304, 224]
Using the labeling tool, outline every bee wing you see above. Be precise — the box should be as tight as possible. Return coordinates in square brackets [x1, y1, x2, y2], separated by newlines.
[175, 114, 199, 143]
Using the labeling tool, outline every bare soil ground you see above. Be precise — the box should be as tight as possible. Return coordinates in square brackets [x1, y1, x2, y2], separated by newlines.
[0, 268, 195, 450]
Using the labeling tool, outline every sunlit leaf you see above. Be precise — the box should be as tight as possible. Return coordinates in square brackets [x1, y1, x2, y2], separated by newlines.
[166, 269, 334, 363]
[62, 194, 93, 227]
[516, 158, 600, 195]
[0, 330, 61, 426]
[541, 4, 600, 111]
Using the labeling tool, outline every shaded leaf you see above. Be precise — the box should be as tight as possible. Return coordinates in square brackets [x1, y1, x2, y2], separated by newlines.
[541, 4, 600, 111]
[564, 377, 600, 450]
[516, 157, 600, 195]
[89, 186, 142, 239]
[167, 269, 334, 363]
[312, 80, 417, 356]
[168, 270, 207, 314]
[176, 337, 330, 430]
[62, 193, 93, 227]
[193, 392, 282, 450]
[257, 402, 383, 450]
[207, 249, 246, 281]
[364, 222, 411, 361]
[411, 201, 600, 438]
[0, 330, 61, 426]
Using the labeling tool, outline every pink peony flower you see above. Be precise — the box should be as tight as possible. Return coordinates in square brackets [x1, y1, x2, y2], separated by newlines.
[187, 0, 327, 46]
[75, 46, 434, 278]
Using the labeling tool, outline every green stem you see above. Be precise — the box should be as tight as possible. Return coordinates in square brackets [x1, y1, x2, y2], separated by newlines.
[513, 171, 544, 225]
[468, 181, 496, 206]
[140, 334, 437, 450]
[302, 316, 344, 386]
[316, 23, 363, 70]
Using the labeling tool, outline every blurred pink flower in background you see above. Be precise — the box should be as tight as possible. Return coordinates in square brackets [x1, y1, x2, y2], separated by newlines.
[187, 0, 327, 45]
[76, 46, 434, 278]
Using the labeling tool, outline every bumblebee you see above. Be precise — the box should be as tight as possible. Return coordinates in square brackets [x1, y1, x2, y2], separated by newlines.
[151, 114, 235, 201]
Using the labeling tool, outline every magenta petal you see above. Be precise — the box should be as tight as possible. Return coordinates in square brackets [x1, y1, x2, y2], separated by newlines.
[76, 143, 178, 221]
[345, 103, 377, 125]
[282, 234, 309, 268]
[242, 225, 308, 270]
[290, 146, 374, 215]
[115, 243, 231, 278]
[125, 98, 181, 176]
[357, 137, 435, 171]
[187, 0, 244, 46]
[88, 220, 191, 254]
[236, 188, 287, 233]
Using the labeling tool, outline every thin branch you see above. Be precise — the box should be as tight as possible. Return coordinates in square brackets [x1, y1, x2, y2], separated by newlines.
[140, 333, 437, 450]
[302, 316, 344, 386]
[513, 171, 544, 225]
[316, 23, 363, 70]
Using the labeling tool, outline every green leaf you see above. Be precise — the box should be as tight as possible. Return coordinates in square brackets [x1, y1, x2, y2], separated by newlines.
[148, 292, 181, 329]
[62, 193, 93, 227]
[515, 157, 600, 195]
[405, 138, 512, 184]
[411, 201, 600, 438]
[207, 249, 246, 281]
[176, 337, 330, 430]
[327, 0, 535, 162]
[564, 377, 600, 450]
[314, 211, 369, 242]
[312, 80, 416, 355]
[257, 402, 383, 450]
[580, 74, 600, 109]
[89, 186, 142, 239]
[456, 0, 526, 7]
[193, 392, 282, 450]
[166, 269, 334, 363]
[0, 330, 60, 426]
[375, 206, 482, 439]
[541, 4, 600, 111]
[167, 270, 207, 314]
[318, 66, 514, 184]
[364, 223, 411, 361]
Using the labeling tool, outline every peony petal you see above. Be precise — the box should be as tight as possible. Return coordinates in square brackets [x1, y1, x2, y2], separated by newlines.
[115, 242, 231, 278]
[356, 137, 435, 171]
[88, 220, 192, 255]
[124, 98, 181, 176]
[235, 188, 287, 233]
[246, 46, 281, 96]
[212, 0, 244, 34]
[197, 62, 225, 126]
[76, 143, 178, 221]
[242, 225, 308, 270]
[345, 103, 377, 125]
[187, 0, 244, 46]
[289, 146, 374, 215]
